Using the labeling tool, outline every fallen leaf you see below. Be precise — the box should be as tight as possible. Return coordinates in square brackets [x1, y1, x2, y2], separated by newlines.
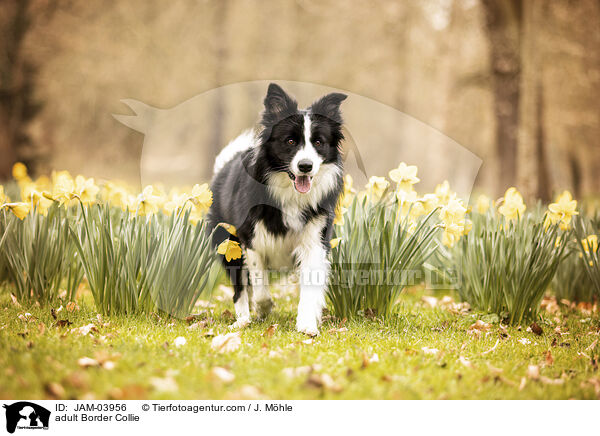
[149, 376, 178, 393]
[459, 356, 473, 368]
[10, 294, 21, 307]
[327, 326, 348, 334]
[469, 320, 491, 332]
[77, 357, 99, 368]
[421, 296, 438, 308]
[66, 301, 79, 312]
[55, 319, 72, 328]
[539, 376, 564, 385]
[421, 346, 440, 356]
[263, 324, 278, 338]
[529, 322, 543, 336]
[211, 332, 241, 353]
[545, 350, 554, 366]
[305, 373, 342, 392]
[518, 338, 531, 345]
[527, 364, 540, 380]
[72, 323, 98, 336]
[210, 367, 235, 384]
[45, 382, 65, 399]
[174, 336, 187, 347]
[18, 313, 33, 322]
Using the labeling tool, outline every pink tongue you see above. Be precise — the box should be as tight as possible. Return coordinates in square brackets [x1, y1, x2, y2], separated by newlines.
[294, 175, 312, 193]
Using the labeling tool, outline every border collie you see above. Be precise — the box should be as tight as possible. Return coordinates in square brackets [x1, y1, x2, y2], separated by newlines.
[207, 83, 347, 336]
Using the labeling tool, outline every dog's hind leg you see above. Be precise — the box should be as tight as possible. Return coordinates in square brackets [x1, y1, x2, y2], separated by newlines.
[246, 249, 273, 319]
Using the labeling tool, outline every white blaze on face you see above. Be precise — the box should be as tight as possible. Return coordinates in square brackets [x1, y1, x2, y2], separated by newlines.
[291, 114, 323, 177]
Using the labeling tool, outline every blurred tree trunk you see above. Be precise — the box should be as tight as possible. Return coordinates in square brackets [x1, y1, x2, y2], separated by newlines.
[480, 0, 521, 195]
[516, 0, 550, 201]
[0, 0, 38, 180]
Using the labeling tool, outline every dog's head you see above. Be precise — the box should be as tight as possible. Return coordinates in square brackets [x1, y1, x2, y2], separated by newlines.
[258, 83, 346, 194]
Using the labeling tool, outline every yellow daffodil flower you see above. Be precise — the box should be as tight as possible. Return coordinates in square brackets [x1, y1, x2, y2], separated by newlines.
[217, 223, 238, 236]
[582, 235, 598, 254]
[498, 187, 526, 220]
[420, 193, 438, 214]
[544, 190, 578, 230]
[2, 202, 31, 220]
[389, 162, 420, 192]
[330, 238, 342, 249]
[52, 171, 76, 205]
[136, 186, 160, 216]
[0, 185, 7, 204]
[365, 176, 389, 200]
[475, 194, 491, 214]
[12, 162, 28, 181]
[217, 239, 242, 261]
[189, 183, 213, 213]
[434, 181, 453, 205]
[74, 175, 100, 205]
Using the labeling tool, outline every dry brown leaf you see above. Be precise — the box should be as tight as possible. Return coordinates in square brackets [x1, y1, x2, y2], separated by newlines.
[459, 356, 473, 368]
[539, 376, 564, 385]
[149, 376, 178, 392]
[77, 357, 99, 368]
[66, 301, 79, 312]
[545, 350, 554, 366]
[55, 319, 72, 328]
[469, 320, 491, 332]
[305, 373, 342, 392]
[529, 322, 543, 336]
[10, 294, 21, 307]
[210, 367, 235, 384]
[72, 323, 98, 336]
[45, 382, 65, 399]
[527, 364, 540, 380]
[421, 346, 440, 356]
[421, 296, 438, 308]
[211, 332, 242, 353]
[541, 296, 560, 314]
[519, 377, 527, 391]
[327, 326, 348, 334]
[263, 324, 279, 338]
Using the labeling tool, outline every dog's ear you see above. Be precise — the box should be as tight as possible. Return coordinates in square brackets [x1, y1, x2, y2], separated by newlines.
[310, 93, 347, 123]
[263, 83, 297, 117]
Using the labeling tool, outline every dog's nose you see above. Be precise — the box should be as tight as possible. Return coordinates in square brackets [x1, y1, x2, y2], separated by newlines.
[298, 160, 313, 174]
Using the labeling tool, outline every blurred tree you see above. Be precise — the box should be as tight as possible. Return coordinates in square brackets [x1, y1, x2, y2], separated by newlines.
[0, 0, 64, 180]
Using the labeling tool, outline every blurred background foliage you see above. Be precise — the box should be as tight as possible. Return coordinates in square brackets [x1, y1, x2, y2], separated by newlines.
[0, 0, 598, 200]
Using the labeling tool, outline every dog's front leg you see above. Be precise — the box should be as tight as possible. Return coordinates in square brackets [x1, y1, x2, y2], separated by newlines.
[296, 246, 329, 336]
[246, 249, 273, 318]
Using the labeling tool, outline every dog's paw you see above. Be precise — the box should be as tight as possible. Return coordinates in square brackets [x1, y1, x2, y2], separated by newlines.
[296, 321, 319, 337]
[229, 317, 251, 330]
[254, 298, 274, 319]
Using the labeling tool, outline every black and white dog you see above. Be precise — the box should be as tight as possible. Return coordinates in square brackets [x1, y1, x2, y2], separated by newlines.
[207, 83, 346, 336]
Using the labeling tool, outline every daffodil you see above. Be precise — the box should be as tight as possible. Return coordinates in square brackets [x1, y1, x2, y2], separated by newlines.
[434, 180, 455, 205]
[52, 171, 76, 205]
[21, 185, 54, 216]
[395, 188, 420, 218]
[12, 162, 28, 181]
[365, 176, 389, 200]
[475, 194, 491, 214]
[217, 239, 242, 261]
[189, 183, 213, 213]
[439, 198, 467, 225]
[497, 187, 526, 220]
[2, 202, 31, 220]
[333, 203, 346, 226]
[330, 238, 342, 249]
[442, 223, 463, 248]
[419, 193, 439, 214]
[341, 174, 355, 207]
[0, 185, 7, 204]
[582, 235, 598, 255]
[389, 162, 420, 192]
[217, 223, 238, 236]
[163, 192, 189, 215]
[74, 175, 100, 205]
[544, 190, 578, 230]
[136, 186, 160, 216]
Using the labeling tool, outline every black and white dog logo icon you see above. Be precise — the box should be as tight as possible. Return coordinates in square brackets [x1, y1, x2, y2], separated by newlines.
[3, 402, 50, 433]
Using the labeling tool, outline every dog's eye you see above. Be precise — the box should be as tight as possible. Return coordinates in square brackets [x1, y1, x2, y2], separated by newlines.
[287, 139, 296, 146]
[314, 140, 322, 147]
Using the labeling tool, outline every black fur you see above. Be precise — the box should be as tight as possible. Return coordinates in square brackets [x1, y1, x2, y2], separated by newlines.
[207, 83, 346, 303]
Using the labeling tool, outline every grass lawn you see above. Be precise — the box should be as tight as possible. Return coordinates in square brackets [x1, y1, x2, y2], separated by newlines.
[1, 283, 599, 400]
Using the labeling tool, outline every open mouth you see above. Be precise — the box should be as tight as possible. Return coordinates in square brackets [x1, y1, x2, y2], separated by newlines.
[287, 171, 313, 194]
